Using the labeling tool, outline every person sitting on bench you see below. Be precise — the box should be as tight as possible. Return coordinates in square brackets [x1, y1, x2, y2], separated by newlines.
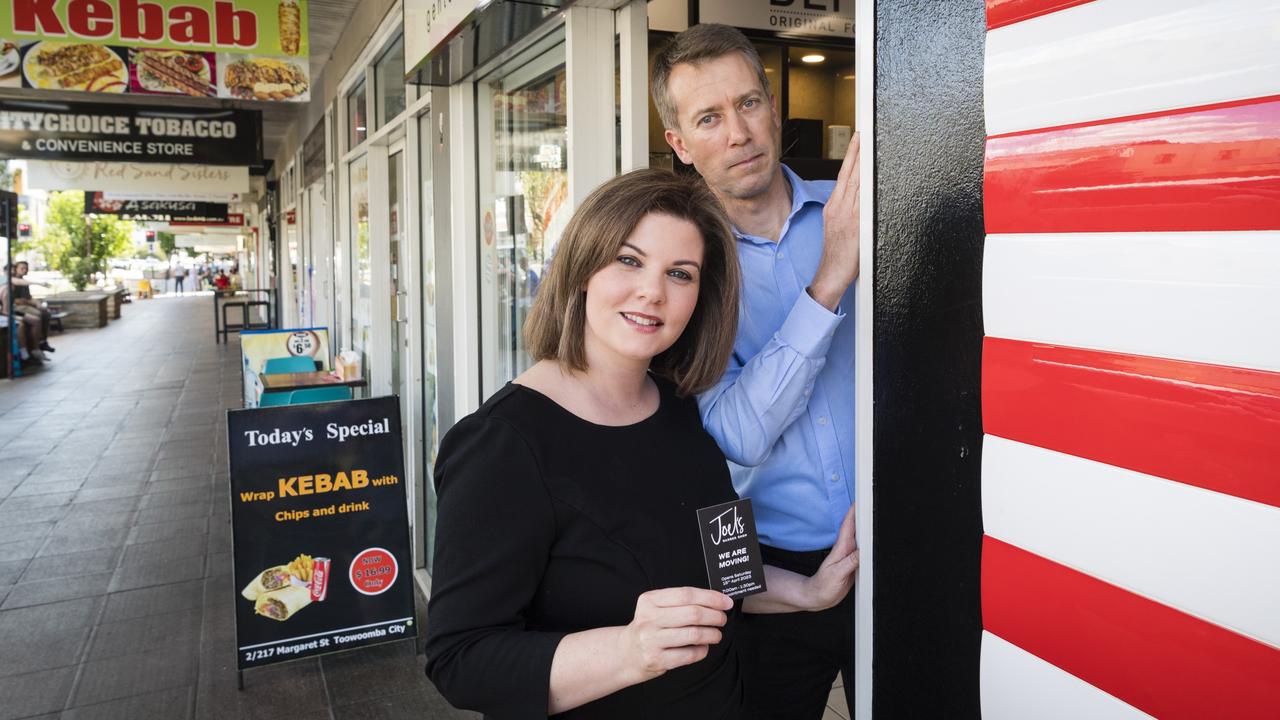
[5, 262, 55, 354]
[0, 283, 48, 366]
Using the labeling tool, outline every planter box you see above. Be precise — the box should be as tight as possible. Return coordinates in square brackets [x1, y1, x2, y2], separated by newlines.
[45, 292, 110, 329]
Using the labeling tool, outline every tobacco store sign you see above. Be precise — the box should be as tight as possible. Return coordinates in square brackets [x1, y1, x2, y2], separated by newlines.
[0, 100, 261, 165]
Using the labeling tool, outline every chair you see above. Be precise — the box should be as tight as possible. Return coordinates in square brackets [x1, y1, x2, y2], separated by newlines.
[263, 356, 317, 374]
[288, 386, 352, 405]
[258, 392, 293, 407]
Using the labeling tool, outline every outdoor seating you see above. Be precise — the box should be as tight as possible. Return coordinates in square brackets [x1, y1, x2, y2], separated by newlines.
[259, 391, 293, 407]
[288, 386, 352, 405]
[263, 356, 317, 374]
[215, 288, 275, 343]
[48, 308, 70, 333]
[43, 292, 110, 329]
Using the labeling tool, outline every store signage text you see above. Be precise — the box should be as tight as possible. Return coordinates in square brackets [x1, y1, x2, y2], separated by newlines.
[84, 191, 229, 222]
[700, 0, 853, 38]
[26, 160, 250, 194]
[0, 100, 261, 166]
[12, 0, 258, 48]
[404, 0, 478, 72]
[2, 0, 311, 53]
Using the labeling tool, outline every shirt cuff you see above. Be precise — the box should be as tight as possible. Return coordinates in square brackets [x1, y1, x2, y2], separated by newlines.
[775, 290, 844, 359]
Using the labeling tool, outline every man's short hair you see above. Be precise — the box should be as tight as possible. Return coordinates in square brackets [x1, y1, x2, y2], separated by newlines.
[523, 168, 741, 397]
[651, 23, 771, 131]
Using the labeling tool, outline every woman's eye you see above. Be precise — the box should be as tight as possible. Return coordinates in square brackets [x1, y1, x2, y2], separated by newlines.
[618, 255, 640, 267]
[669, 269, 694, 282]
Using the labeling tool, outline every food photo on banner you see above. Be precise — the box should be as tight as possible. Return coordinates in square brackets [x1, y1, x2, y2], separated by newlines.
[0, 0, 310, 101]
[227, 396, 415, 671]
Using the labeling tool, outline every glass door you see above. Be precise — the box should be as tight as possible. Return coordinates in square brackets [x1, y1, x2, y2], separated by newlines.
[478, 32, 567, 398]
[349, 154, 371, 382]
[388, 142, 411, 457]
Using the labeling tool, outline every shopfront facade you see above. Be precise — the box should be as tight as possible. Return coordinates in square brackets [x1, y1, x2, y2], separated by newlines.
[263, 0, 870, 708]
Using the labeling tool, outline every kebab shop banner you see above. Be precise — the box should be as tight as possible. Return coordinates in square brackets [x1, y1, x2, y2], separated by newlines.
[240, 327, 330, 408]
[0, 0, 310, 101]
[227, 396, 415, 670]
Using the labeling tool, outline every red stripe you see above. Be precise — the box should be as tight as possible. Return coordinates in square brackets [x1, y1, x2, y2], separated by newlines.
[982, 337, 1280, 508]
[982, 536, 1280, 719]
[986, 0, 1095, 30]
[984, 96, 1280, 233]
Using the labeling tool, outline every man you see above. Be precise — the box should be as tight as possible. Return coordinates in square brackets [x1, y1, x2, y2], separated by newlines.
[652, 24, 859, 718]
[7, 261, 55, 355]
[173, 262, 187, 294]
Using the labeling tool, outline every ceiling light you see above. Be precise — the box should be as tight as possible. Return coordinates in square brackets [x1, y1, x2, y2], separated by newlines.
[801, 54, 825, 64]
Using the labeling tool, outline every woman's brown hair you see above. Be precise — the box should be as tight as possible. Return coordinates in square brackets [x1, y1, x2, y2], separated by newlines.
[523, 168, 740, 397]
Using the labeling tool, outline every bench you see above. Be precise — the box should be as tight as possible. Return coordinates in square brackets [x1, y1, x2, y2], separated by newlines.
[44, 292, 110, 329]
[49, 310, 70, 333]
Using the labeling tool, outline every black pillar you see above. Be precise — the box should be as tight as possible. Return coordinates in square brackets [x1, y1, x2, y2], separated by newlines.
[872, 0, 986, 716]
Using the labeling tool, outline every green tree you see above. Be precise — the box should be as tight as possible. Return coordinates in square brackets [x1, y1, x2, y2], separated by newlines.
[41, 190, 135, 290]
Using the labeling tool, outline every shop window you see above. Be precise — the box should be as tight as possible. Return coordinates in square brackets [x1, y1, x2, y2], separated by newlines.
[417, 111, 440, 575]
[347, 80, 368, 148]
[348, 155, 371, 378]
[375, 34, 407, 129]
[786, 46, 855, 160]
[479, 33, 567, 397]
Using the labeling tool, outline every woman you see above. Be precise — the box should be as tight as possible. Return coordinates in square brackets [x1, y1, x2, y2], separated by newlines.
[425, 169, 858, 719]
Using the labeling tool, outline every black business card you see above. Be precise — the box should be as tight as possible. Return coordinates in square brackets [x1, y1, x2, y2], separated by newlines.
[696, 498, 767, 598]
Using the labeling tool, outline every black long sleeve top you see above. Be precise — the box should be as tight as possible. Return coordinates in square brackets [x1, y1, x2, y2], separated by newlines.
[424, 379, 743, 719]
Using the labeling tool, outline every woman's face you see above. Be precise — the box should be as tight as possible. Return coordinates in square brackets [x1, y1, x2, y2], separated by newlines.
[583, 212, 705, 369]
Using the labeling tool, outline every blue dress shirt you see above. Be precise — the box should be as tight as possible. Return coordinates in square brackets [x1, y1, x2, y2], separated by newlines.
[698, 165, 854, 552]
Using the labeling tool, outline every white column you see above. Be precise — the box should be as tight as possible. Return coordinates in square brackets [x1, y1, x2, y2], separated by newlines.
[617, 0, 649, 173]
[448, 81, 480, 418]
[566, 5, 618, 207]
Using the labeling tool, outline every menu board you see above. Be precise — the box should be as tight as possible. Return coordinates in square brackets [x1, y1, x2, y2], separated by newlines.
[0, 1, 311, 102]
[227, 396, 416, 669]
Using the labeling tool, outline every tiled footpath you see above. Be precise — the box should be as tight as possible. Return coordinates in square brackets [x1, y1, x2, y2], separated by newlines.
[0, 295, 476, 720]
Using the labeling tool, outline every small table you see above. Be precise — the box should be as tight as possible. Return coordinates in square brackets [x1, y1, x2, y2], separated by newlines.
[260, 371, 368, 394]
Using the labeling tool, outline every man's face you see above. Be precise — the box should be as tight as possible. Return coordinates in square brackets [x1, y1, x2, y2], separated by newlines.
[663, 52, 781, 201]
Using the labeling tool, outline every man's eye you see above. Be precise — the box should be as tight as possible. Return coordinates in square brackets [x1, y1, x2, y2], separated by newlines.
[743, 99, 757, 108]
[699, 115, 715, 125]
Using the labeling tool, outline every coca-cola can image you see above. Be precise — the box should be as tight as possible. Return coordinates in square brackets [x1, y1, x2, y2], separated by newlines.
[311, 557, 331, 602]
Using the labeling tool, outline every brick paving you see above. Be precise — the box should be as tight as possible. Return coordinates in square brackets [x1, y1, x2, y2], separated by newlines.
[0, 295, 475, 720]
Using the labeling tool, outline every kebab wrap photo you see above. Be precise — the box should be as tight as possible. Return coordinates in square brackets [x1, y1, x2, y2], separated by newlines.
[254, 584, 312, 621]
[241, 554, 316, 600]
[240, 564, 293, 601]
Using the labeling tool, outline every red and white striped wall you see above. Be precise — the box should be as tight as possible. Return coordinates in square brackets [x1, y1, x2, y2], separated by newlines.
[981, 1, 1280, 717]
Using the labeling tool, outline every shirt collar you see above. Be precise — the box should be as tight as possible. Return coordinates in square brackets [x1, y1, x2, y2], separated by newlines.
[732, 164, 825, 245]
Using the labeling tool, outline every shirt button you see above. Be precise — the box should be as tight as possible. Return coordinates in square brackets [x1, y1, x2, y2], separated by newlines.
[776, 251, 785, 259]
[818, 416, 828, 425]
[830, 474, 840, 482]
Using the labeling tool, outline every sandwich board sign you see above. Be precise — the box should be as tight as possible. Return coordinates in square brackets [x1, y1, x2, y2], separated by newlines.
[227, 396, 415, 674]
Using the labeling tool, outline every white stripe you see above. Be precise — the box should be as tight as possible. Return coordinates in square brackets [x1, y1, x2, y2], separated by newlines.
[237, 617, 414, 650]
[982, 436, 1280, 649]
[983, 232, 1280, 373]
[981, 631, 1154, 720]
[985, 0, 1280, 136]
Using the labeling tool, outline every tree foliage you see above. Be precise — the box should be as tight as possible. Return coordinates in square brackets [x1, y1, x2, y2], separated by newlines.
[41, 190, 135, 290]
